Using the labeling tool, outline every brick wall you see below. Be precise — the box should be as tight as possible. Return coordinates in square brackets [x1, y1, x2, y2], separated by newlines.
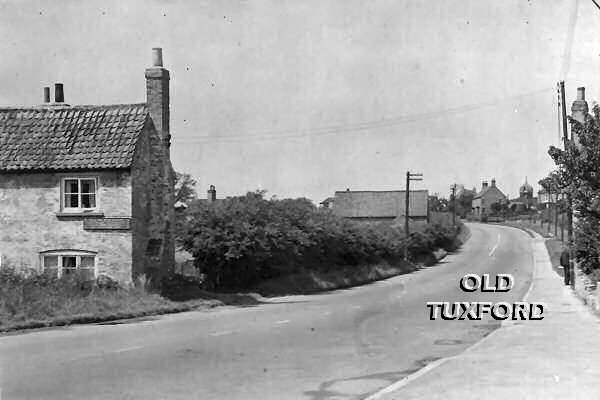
[130, 118, 175, 285]
[0, 171, 133, 283]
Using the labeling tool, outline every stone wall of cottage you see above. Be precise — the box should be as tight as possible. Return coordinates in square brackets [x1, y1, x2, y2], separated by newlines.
[0, 171, 133, 283]
[130, 119, 175, 285]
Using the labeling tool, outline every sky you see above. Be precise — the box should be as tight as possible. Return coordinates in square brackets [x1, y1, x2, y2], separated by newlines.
[1, 0, 599, 203]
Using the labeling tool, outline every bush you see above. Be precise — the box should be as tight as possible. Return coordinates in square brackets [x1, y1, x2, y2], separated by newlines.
[180, 192, 462, 291]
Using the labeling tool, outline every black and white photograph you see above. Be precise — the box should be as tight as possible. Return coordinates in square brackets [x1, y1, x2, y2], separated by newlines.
[1, 0, 599, 398]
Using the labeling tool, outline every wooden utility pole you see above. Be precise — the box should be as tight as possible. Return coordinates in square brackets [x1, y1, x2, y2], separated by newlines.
[450, 184, 457, 227]
[404, 171, 423, 260]
[554, 195, 558, 237]
[559, 80, 575, 288]
[547, 193, 551, 234]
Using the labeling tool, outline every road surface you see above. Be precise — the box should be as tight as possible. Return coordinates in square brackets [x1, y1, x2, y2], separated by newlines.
[0, 223, 534, 400]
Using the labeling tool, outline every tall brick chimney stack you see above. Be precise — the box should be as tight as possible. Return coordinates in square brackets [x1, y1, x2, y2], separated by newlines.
[145, 48, 171, 149]
[207, 185, 217, 203]
[571, 87, 588, 145]
[571, 87, 588, 125]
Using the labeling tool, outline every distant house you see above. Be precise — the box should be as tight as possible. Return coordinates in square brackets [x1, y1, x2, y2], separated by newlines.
[0, 48, 175, 285]
[331, 189, 429, 224]
[319, 197, 334, 209]
[538, 188, 560, 206]
[471, 179, 506, 216]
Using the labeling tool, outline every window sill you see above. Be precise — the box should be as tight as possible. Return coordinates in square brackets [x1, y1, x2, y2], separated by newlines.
[56, 211, 105, 218]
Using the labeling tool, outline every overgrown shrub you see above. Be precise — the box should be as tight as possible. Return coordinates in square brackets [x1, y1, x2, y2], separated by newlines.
[180, 191, 461, 291]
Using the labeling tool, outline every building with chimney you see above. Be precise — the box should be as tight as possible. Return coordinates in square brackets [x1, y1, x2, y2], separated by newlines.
[330, 189, 429, 224]
[471, 179, 507, 216]
[0, 48, 175, 285]
[516, 177, 535, 206]
[571, 87, 589, 144]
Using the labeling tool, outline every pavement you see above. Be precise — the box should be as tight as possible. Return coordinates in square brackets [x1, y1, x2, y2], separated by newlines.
[370, 230, 600, 400]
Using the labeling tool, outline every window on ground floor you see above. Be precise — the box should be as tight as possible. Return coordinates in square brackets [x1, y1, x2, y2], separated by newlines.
[41, 251, 97, 280]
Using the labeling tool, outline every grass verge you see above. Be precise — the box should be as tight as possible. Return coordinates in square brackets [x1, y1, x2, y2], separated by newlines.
[250, 260, 417, 296]
[0, 270, 224, 334]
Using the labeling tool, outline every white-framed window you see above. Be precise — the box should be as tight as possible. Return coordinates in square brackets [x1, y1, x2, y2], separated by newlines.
[41, 251, 97, 280]
[61, 177, 99, 211]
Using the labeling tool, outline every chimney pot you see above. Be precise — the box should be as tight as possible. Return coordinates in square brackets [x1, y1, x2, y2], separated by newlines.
[43, 87, 50, 103]
[152, 48, 163, 67]
[54, 83, 64, 103]
[577, 87, 585, 101]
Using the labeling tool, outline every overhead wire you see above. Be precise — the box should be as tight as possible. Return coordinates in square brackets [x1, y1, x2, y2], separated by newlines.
[175, 87, 554, 144]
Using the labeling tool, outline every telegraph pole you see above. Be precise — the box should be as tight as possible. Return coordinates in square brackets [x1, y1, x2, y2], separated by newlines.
[554, 192, 558, 237]
[559, 80, 575, 289]
[405, 171, 423, 260]
[450, 184, 457, 227]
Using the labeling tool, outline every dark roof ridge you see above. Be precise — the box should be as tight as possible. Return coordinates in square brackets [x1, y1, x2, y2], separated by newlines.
[0, 103, 147, 112]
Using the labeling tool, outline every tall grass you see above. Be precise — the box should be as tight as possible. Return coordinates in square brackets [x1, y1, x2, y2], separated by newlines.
[0, 268, 218, 332]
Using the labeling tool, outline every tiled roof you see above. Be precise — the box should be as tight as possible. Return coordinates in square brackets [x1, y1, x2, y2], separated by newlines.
[474, 185, 506, 200]
[473, 186, 492, 199]
[0, 104, 149, 171]
[332, 190, 429, 218]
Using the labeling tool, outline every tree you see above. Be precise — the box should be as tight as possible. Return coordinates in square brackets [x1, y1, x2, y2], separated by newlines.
[455, 192, 474, 218]
[174, 172, 198, 205]
[429, 195, 449, 212]
[548, 104, 600, 273]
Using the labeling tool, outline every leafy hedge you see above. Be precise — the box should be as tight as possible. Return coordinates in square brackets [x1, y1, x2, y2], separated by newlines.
[180, 192, 461, 291]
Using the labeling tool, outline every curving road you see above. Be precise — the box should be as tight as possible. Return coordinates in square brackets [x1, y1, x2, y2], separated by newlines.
[0, 223, 534, 400]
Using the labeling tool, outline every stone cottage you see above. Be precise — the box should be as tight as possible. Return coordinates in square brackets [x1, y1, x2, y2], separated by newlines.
[471, 179, 506, 216]
[0, 48, 175, 285]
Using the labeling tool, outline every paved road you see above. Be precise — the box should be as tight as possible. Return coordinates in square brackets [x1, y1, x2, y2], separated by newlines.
[0, 223, 534, 400]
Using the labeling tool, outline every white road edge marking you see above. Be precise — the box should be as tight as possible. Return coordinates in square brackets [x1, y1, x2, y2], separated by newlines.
[210, 330, 233, 337]
[114, 346, 143, 353]
[275, 320, 290, 325]
[321, 311, 332, 316]
[488, 233, 501, 256]
[364, 356, 458, 400]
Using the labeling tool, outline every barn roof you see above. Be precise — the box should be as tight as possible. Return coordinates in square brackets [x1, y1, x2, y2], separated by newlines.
[332, 190, 429, 218]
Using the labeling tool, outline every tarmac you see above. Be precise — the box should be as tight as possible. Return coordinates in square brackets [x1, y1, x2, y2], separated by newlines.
[369, 231, 600, 400]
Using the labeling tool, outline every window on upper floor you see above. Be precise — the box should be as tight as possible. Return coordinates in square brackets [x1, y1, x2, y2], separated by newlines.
[61, 177, 98, 212]
[41, 251, 96, 280]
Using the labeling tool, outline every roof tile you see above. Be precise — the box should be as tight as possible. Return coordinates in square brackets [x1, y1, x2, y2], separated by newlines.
[0, 104, 148, 171]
